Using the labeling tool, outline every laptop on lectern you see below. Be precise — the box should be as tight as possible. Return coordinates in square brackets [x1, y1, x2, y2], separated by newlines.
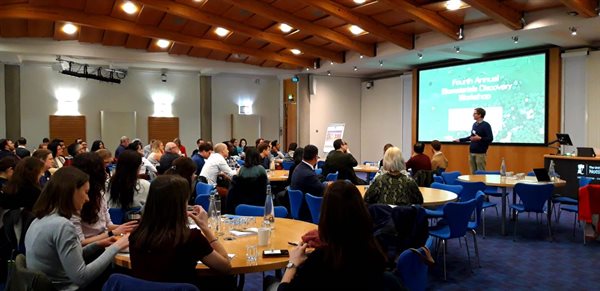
[533, 168, 551, 182]
[577, 147, 596, 157]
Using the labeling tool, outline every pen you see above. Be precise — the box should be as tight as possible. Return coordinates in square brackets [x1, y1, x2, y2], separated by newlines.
[288, 241, 298, 246]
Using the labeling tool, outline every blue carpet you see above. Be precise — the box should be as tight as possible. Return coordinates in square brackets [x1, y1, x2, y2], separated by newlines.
[243, 196, 600, 290]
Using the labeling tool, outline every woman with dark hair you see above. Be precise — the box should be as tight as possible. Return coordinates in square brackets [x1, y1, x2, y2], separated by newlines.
[91, 140, 105, 152]
[238, 138, 247, 155]
[164, 157, 197, 190]
[71, 152, 137, 246]
[277, 181, 388, 290]
[106, 150, 150, 209]
[173, 138, 187, 157]
[48, 141, 65, 169]
[130, 175, 231, 284]
[229, 138, 239, 156]
[227, 147, 268, 213]
[2, 157, 45, 211]
[25, 167, 129, 291]
[127, 141, 157, 179]
[32, 149, 53, 186]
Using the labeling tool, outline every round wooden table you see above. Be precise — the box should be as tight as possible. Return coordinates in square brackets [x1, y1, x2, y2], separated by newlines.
[114, 218, 316, 275]
[457, 174, 566, 236]
[356, 185, 457, 207]
[353, 165, 379, 173]
[267, 170, 289, 182]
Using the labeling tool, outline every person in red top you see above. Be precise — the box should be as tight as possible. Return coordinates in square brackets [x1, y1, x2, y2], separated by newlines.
[174, 138, 187, 157]
[129, 175, 231, 285]
[405, 142, 432, 175]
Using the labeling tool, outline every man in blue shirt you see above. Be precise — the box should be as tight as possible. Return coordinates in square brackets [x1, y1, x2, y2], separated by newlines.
[454, 107, 493, 173]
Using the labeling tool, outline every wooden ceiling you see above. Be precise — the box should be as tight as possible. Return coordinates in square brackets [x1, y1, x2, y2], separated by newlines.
[0, 0, 594, 70]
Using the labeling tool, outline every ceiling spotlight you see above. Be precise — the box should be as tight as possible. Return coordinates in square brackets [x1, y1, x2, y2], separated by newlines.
[349, 25, 366, 35]
[290, 49, 302, 55]
[353, 0, 367, 3]
[512, 36, 519, 43]
[330, 61, 334, 65]
[569, 26, 577, 36]
[359, 55, 364, 59]
[455, 46, 460, 53]
[446, 0, 462, 11]
[379, 60, 383, 67]
[121, 1, 138, 14]
[279, 23, 293, 33]
[61, 23, 78, 35]
[353, 66, 358, 71]
[417, 52, 423, 60]
[156, 39, 171, 48]
[214, 27, 231, 37]
[327, 71, 331, 76]
[458, 26, 464, 40]
[306, 68, 310, 71]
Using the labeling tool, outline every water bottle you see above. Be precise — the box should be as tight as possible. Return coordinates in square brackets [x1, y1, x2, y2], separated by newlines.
[500, 158, 506, 177]
[208, 192, 216, 230]
[548, 160, 557, 181]
[263, 185, 275, 228]
[269, 158, 276, 171]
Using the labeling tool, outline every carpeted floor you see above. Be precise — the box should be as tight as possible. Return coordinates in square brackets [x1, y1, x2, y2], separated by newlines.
[244, 199, 600, 291]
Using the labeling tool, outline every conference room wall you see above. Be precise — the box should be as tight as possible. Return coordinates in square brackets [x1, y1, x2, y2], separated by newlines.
[0, 65, 5, 137]
[562, 53, 587, 148]
[309, 75, 362, 161]
[211, 74, 280, 144]
[360, 76, 405, 164]
[586, 51, 600, 148]
[18, 63, 201, 152]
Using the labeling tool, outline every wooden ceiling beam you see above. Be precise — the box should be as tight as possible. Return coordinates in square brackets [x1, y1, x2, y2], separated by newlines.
[0, 5, 313, 68]
[378, 0, 460, 40]
[135, 0, 344, 63]
[221, 0, 376, 57]
[463, 0, 523, 30]
[559, 0, 598, 18]
[303, 0, 413, 49]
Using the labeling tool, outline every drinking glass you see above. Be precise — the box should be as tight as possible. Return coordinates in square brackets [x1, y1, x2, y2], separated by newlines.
[246, 245, 258, 264]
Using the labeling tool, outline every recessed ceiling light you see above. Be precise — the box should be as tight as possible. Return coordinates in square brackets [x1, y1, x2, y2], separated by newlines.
[61, 23, 78, 35]
[349, 25, 365, 35]
[353, 0, 367, 4]
[379, 60, 383, 67]
[418, 52, 423, 59]
[446, 0, 462, 11]
[569, 26, 577, 36]
[305, 68, 310, 71]
[290, 49, 302, 55]
[353, 66, 358, 71]
[455, 46, 460, 53]
[327, 70, 331, 76]
[121, 1, 138, 14]
[214, 27, 231, 37]
[156, 39, 171, 48]
[279, 23, 293, 33]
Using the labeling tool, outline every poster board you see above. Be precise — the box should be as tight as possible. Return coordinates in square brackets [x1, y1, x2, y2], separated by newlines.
[323, 123, 345, 154]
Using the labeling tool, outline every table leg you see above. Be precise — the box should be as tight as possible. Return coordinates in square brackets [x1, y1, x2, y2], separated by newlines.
[502, 188, 507, 236]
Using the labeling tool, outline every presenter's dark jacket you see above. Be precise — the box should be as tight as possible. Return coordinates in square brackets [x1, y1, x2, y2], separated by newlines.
[459, 120, 493, 154]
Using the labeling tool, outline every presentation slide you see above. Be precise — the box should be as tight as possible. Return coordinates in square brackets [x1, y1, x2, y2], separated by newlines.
[417, 53, 547, 144]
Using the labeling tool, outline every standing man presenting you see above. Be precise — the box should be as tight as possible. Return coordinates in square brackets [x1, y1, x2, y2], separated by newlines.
[453, 107, 493, 173]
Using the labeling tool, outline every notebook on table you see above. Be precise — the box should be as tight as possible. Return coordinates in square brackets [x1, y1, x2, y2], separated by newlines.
[532, 168, 551, 182]
[577, 147, 596, 157]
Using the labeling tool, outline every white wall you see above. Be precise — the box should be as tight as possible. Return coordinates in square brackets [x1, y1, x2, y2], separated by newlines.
[360, 76, 404, 163]
[0, 65, 5, 137]
[19, 63, 201, 152]
[586, 51, 600, 148]
[309, 76, 362, 161]
[562, 52, 587, 148]
[211, 74, 281, 144]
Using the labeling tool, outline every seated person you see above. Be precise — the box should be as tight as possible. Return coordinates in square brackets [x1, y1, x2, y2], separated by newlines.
[258, 142, 272, 170]
[106, 150, 150, 209]
[227, 147, 268, 213]
[156, 142, 181, 174]
[199, 143, 236, 185]
[405, 142, 432, 175]
[322, 139, 366, 185]
[290, 145, 326, 221]
[25, 167, 129, 291]
[364, 147, 423, 206]
[192, 142, 213, 175]
[1, 157, 45, 211]
[430, 140, 448, 173]
[130, 175, 231, 285]
[378, 143, 394, 169]
[275, 181, 389, 290]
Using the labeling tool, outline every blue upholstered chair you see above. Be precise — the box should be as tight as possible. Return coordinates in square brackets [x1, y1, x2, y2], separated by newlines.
[455, 180, 497, 237]
[102, 273, 199, 291]
[510, 183, 554, 241]
[287, 188, 304, 220]
[429, 198, 477, 280]
[109, 207, 141, 225]
[467, 191, 486, 267]
[554, 177, 592, 223]
[236, 159, 245, 167]
[325, 171, 338, 182]
[440, 171, 461, 185]
[305, 193, 323, 224]
[433, 175, 445, 184]
[281, 160, 295, 170]
[195, 181, 213, 195]
[194, 194, 210, 211]
[424, 182, 462, 218]
[235, 204, 288, 218]
[395, 249, 428, 291]
[474, 170, 502, 198]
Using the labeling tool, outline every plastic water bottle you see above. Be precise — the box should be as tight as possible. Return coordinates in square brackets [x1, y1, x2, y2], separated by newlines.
[548, 160, 557, 181]
[208, 192, 216, 230]
[263, 185, 275, 228]
[269, 158, 276, 171]
[500, 158, 506, 177]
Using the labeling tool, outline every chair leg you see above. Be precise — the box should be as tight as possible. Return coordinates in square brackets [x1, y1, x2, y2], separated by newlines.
[553, 203, 559, 222]
[464, 237, 472, 273]
[572, 213, 577, 237]
[546, 212, 553, 241]
[471, 230, 481, 268]
[494, 205, 499, 217]
[482, 209, 486, 238]
[442, 239, 447, 281]
[556, 205, 562, 224]
[513, 212, 519, 241]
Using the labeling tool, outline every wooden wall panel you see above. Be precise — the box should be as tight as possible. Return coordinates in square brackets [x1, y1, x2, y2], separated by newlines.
[283, 78, 298, 150]
[412, 48, 561, 174]
[148, 117, 179, 145]
[49, 115, 86, 144]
